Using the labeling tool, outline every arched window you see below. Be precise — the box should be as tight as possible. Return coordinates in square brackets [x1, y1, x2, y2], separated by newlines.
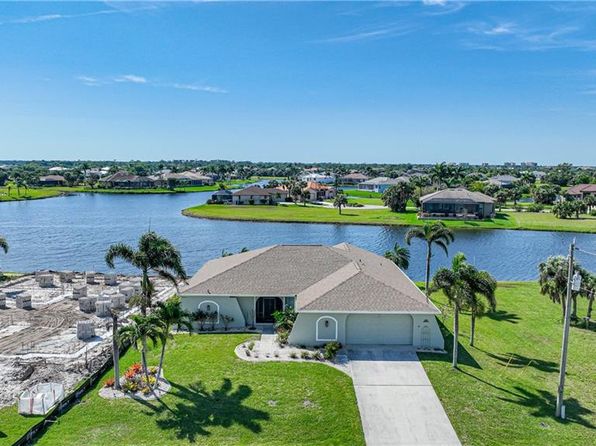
[316, 316, 338, 342]
[198, 300, 220, 324]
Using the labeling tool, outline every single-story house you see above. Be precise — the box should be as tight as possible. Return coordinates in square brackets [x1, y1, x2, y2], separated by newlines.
[211, 189, 233, 203]
[38, 175, 66, 186]
[99, 171, 155, 188]
[487, 175, 518, 188]
[48, 166, 69, 174]
[232, 186, 289, 205]
[156, 171, 214, 187]
[300, 173, 335, 184]
[179, 243, 444, 349]
[304, 181, 336, 201]
[566, 184, 596, 199]
[358, 176, 409, 194]
[339, 173, 369, 185]
[420, 188, 495, 219]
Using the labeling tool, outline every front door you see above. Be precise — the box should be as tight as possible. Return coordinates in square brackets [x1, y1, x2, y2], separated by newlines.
[256, 297, 283, 323]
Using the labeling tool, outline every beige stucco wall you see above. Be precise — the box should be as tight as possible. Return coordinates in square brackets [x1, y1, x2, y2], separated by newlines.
[181, 295, 246, 329]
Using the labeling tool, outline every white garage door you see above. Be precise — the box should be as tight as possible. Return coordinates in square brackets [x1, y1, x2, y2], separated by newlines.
[346, 314, 413, 345]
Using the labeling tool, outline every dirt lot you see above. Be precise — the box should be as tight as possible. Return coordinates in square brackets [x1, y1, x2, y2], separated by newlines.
[0, 272, 173, 408]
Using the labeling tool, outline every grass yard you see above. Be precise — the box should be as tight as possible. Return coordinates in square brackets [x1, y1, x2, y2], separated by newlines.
[0, 187, 66, 201]
[183, 204, 595, 233]
[421, 282, 595, 446]
[16, 334, 363, 446]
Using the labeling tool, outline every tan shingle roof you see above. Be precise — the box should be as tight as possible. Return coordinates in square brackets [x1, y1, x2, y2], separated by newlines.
[420, 188, 495, 204]
[180, 243, 438, 314]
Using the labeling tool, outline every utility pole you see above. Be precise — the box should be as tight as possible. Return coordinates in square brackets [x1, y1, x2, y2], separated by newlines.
[555, 238, 575, 419]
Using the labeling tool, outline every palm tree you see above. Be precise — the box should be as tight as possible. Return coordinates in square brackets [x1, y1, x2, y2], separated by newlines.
[110, 308, 122, 390]
[333, 194, 348, 215]
[382, 182, 414, 212]
[105, 231, 187, 315]
[432, 253, 496, 367]
[118, 314, 163, 384]
[154, 296, 192, 386]
[430, 162, 450, 189]
[405, 221, 455, 297]
[463, 270, 497, 347]
[384, 243, 410, 270]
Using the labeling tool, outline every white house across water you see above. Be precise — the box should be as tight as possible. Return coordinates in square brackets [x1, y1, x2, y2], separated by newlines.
[179, 243, 444, 349]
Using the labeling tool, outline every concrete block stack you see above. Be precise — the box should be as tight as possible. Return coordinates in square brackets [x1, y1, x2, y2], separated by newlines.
[95, 300, 112, 317]
[79, 296, 97, 313]
[72, 284, 87, 300]
[76, 320, 95, 340]
[85, 272, 96, 285]
[59, 271, 74, 283]
[0, 292, 6, 309]
[16, 293, 32, 310]
[104, 273, 118, 286]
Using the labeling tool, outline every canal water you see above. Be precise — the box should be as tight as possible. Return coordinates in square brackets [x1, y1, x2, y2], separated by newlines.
[0, 192, 594, 281]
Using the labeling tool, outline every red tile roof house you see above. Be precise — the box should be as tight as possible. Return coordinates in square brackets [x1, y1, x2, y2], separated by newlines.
[232, 185, 289, 205]
[566, 184, 596, 199]
[339, 172, 370, 185]
[179, 243, 444, 349]
[304, 181, 336, 201]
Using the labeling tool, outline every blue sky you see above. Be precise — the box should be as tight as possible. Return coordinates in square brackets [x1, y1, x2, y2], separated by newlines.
[1, 1, 595, 165]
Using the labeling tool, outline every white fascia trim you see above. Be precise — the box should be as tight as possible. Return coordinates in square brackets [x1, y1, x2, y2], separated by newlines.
[300, 310, 440, 315]
[182, 293, 296, 299]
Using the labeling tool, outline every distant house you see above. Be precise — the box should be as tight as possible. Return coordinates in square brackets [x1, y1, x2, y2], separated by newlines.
[48, 166, 69, 174]
[156, 171, 214, 187]
[566, 184, 596, 200]
[303, 181, 336, 201]
[38, 175, 66, 186]
[211, 189, 233, 203]
[487, 175, 518, 188]
[532, 171, 547, 181]
[300, 173, 335, 184]
[232, 186, 289, 205]
[339, 173, 369, 185]
[99, 171, 154, 189]
[419, 188, 496, 219]
[358, 176, 409, 194]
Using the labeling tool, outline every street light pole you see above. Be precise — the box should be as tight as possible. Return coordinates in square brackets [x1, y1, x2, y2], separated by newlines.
[555, 238, 575, 419]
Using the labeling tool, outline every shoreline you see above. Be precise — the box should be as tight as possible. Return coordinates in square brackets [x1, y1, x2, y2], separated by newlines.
[181, 205, 596, 234]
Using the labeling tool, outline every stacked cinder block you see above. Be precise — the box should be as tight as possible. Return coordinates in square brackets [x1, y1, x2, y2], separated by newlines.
[76, 320, 95, 340]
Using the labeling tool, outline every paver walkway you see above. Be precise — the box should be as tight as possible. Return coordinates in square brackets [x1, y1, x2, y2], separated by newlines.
[348, 346, 461, 446]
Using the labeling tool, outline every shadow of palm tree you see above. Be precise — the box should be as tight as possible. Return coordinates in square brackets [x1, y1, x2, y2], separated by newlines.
[484, 352, 558, 374]
[136, 378, 270, 442]
[418, 319, 482, 369]
[486, 310, 521, 324]
[499, 386, 594, 429]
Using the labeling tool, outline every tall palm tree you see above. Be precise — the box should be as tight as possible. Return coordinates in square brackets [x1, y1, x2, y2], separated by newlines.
[384, 243, 410, 270]
[463, 270, 497, 347]
[432, 253, 496, 367]
[333, 194, 348, 215]
[105, 231, 187, 315]
[118, 314, 163, 384]
[154, 296, 193, 386]
[110, 308, 122, 390]
[405, 221, 455, 297]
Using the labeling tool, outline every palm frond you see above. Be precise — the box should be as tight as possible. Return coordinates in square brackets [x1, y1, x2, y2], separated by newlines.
[105, 243, 136, 269]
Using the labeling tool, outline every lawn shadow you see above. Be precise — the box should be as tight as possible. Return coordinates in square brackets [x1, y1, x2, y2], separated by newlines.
[499, 386, 594, 429]
[418, 319, 481, 370]
[486, 310, 521, 324]
[0, 430, 6, 438]
[484, 352, 558, 374]
[136, 378, 270, 443]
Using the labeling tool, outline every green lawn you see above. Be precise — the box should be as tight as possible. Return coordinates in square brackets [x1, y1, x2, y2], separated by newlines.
[11, 334, 363, 446]
[0, 187, 66, 201]
[342, 189, 382, 199]
[421, 282, 595, 446]
[183, 204, 595, 233]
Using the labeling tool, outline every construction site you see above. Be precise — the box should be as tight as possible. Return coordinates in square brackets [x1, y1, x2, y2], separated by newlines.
[0, 271, 173, 409]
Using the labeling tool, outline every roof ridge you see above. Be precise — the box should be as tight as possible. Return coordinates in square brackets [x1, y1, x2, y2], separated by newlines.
[296, 261, 361, 310]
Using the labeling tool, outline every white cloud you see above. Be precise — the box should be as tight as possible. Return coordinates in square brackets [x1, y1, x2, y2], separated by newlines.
[422, 0, 447, 5]
[76, 74, 227, 94]
[11, 14, 64, 24]
[113, 74, 147, 84]
[316, 24, 417, 44]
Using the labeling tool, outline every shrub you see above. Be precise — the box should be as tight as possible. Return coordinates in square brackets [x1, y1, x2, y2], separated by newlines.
[248, 199, 255, 205]
[513, 205, 523, 212]
[103, 377, 115, 388]
[311, 350, 323, 361]
[300, 351, 311, 360]
[289, 352, 298, 359]
[277, 330, 289, 346]
[148, 366, 158, 375]
[272, 308, 298, 331]
[128, 363, 142, 375]
[245, 349, 251, 357]
[527, 203, 544, 213]
[248, 341, 255, 351]
[222, 314, 234, 331]
[122, 380, 138, 393]
[141, 375, 157, 388]
[323, 342, 342, 360]
[193, 309, 208, 331]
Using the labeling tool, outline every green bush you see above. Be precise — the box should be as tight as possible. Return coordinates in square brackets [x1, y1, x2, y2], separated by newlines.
[323, 342, 342, 360]
[277, 330, 289, 346]
[527, 203, 544, 213]
[300, 351, 311, 360]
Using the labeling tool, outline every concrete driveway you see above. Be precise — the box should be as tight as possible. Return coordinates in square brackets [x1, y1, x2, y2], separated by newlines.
[348, 346, 461, 446]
